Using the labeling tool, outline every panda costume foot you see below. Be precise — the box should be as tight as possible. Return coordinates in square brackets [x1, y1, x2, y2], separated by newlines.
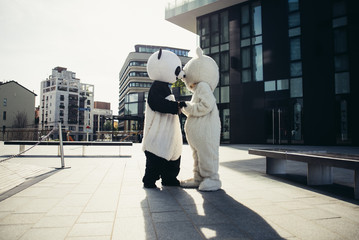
[162, 179, 180, 187]
[143, 183, 158, 189]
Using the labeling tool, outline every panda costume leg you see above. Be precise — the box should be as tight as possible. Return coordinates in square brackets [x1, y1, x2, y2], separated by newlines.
[161, 157, 181, 186]
[142, 151, 161, 188]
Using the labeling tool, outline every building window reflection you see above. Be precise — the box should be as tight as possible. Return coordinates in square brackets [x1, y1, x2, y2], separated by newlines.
[240, 2, 263, 83]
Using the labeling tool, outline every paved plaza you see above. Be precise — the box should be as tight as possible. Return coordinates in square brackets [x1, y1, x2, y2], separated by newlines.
[0, 142, 358, 240]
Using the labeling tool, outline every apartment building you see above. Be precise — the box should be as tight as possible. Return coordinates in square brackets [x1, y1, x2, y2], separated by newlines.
[93, 101, 112, 134]
[0, 81, 37, 131]
[165, 0, 359, 145]
[39, 67, 94, 140]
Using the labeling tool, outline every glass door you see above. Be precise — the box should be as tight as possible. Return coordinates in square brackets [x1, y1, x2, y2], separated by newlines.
[266, 107, 290, 144]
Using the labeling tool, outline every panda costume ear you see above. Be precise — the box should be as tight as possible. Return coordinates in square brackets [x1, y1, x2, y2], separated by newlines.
[158, 48, 162, 60]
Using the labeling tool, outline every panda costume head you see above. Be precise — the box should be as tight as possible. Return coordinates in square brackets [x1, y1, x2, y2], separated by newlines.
[147, 48, 185, 83]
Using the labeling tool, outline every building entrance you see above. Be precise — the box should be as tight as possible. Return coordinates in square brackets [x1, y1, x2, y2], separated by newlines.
[266, 107, 290, 145]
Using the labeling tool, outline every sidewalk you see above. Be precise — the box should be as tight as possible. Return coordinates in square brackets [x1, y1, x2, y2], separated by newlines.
[0, 143, 358, 240]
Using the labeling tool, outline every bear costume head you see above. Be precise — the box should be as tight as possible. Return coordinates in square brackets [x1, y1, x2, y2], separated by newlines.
[182, 47, 219, 92]
[147, 48, 185, 84]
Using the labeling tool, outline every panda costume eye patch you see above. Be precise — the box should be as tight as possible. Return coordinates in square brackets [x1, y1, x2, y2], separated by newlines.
[175, 66, 181, 76]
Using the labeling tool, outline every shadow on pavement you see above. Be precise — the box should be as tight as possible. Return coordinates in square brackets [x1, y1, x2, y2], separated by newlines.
[142, 187, 284, 240]
[221, 159, 359, 205]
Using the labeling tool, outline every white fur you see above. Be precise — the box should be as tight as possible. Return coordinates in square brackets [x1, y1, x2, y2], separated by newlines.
[181, 47, 222, 191]
[147, 50, 183, 84]
[142, 95, 182, 160]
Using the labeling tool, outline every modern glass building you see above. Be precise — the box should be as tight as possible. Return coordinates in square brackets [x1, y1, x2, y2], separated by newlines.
[166, 0, 358, 145]
[118, 45, 190, 132]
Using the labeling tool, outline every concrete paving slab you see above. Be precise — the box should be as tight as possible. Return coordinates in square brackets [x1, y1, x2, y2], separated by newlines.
[0, 142, 358, 240]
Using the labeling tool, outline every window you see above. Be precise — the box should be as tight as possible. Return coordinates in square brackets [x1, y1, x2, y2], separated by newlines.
[253, 44, 263, 81]
[332, 0, 350, 95]
[220, 86, 230, 103]
[290, 38, 301, 60]
[252, 2, 262, 36]
[222, 109, 230, 140]
[264, 81, 276, 92]
[277, 79, 289, 90]
[240, 2, 263, 83]
[288, 12, 300, 28]
[293, 102, 302, 141]
[288, 0, 303, 98]
[3, 98, 7, 106]
[125, 103, 138, 116]
[3, 111, 6, 120]
[335, 72, 350, 94]
[339, 100, 348, 141]
[290, 62, 302, 77]
[290, 77, 303, 98]
[288, 0, 299, 12]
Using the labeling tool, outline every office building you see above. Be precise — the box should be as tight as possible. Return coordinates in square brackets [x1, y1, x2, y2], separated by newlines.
[118, 44, 191, 132]
[39, 67, 94, 140]
[165, 0, 359, 145]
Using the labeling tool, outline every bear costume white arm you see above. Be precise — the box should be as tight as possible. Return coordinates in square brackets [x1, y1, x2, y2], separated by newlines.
[183, 82, 216, 117]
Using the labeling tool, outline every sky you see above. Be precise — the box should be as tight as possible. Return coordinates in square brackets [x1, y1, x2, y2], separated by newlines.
[0, 0, 198, 113]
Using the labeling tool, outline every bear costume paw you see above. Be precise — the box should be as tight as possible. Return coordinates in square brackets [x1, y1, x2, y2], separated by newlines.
[180, 178, 201, 188]
[198, 178, 221, 192]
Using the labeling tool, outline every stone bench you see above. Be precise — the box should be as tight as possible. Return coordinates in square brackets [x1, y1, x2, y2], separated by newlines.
[248, 148, 359, 199]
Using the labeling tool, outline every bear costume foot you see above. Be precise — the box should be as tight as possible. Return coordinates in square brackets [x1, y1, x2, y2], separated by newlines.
[180, 178, 201, 188]
[198, 178, 221, 192]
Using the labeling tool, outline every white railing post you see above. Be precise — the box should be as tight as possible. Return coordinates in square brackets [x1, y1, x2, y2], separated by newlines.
[58, 121, 65, 168]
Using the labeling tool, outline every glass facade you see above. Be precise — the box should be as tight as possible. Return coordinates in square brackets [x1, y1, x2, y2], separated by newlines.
[332, 0, 351, 143]
[167, 0, 358, 146]
[240, 2, 263, 83]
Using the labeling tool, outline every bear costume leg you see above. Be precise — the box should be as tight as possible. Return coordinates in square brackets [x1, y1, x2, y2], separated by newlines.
[181, 143, 221, 191]
[180, 147, 202, 188]
[142, 151, 161, 188]
[196, 143, 221, 191]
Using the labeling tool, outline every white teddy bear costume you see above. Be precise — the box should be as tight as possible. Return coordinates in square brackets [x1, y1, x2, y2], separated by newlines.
[180, 47, 222, 191]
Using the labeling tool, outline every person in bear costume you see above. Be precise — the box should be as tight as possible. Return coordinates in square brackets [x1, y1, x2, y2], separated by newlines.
[180, 47, 222, 191]
[142, 48, 185, 188]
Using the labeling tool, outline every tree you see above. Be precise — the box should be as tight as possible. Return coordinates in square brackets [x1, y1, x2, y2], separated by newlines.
[172, 78, 185, 88]
[104, 120, 112, 131]
[12, 112, 28, 128]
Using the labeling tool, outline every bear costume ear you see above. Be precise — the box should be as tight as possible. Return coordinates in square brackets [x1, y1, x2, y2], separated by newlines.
[158, 48, 162, 60]
[196, 47, 203, 58]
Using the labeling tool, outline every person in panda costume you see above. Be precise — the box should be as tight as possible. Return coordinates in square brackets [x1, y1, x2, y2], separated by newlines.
[180, 47, 222, 191]
[141, 49, 186, 189]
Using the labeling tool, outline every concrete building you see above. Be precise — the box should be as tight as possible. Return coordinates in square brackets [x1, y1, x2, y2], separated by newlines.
[93, 101, 112, 138]
[118, 44, 191, 132]
[39, 67, 94, 141]
[165, 0, 359, 145]
[0, 81, 37, 131]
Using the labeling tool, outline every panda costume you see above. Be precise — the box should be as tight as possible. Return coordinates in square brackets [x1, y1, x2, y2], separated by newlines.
[142, 49, 186, 188]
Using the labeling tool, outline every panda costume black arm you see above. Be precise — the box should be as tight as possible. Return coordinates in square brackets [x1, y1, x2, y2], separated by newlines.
[147, 81, 179, 115]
